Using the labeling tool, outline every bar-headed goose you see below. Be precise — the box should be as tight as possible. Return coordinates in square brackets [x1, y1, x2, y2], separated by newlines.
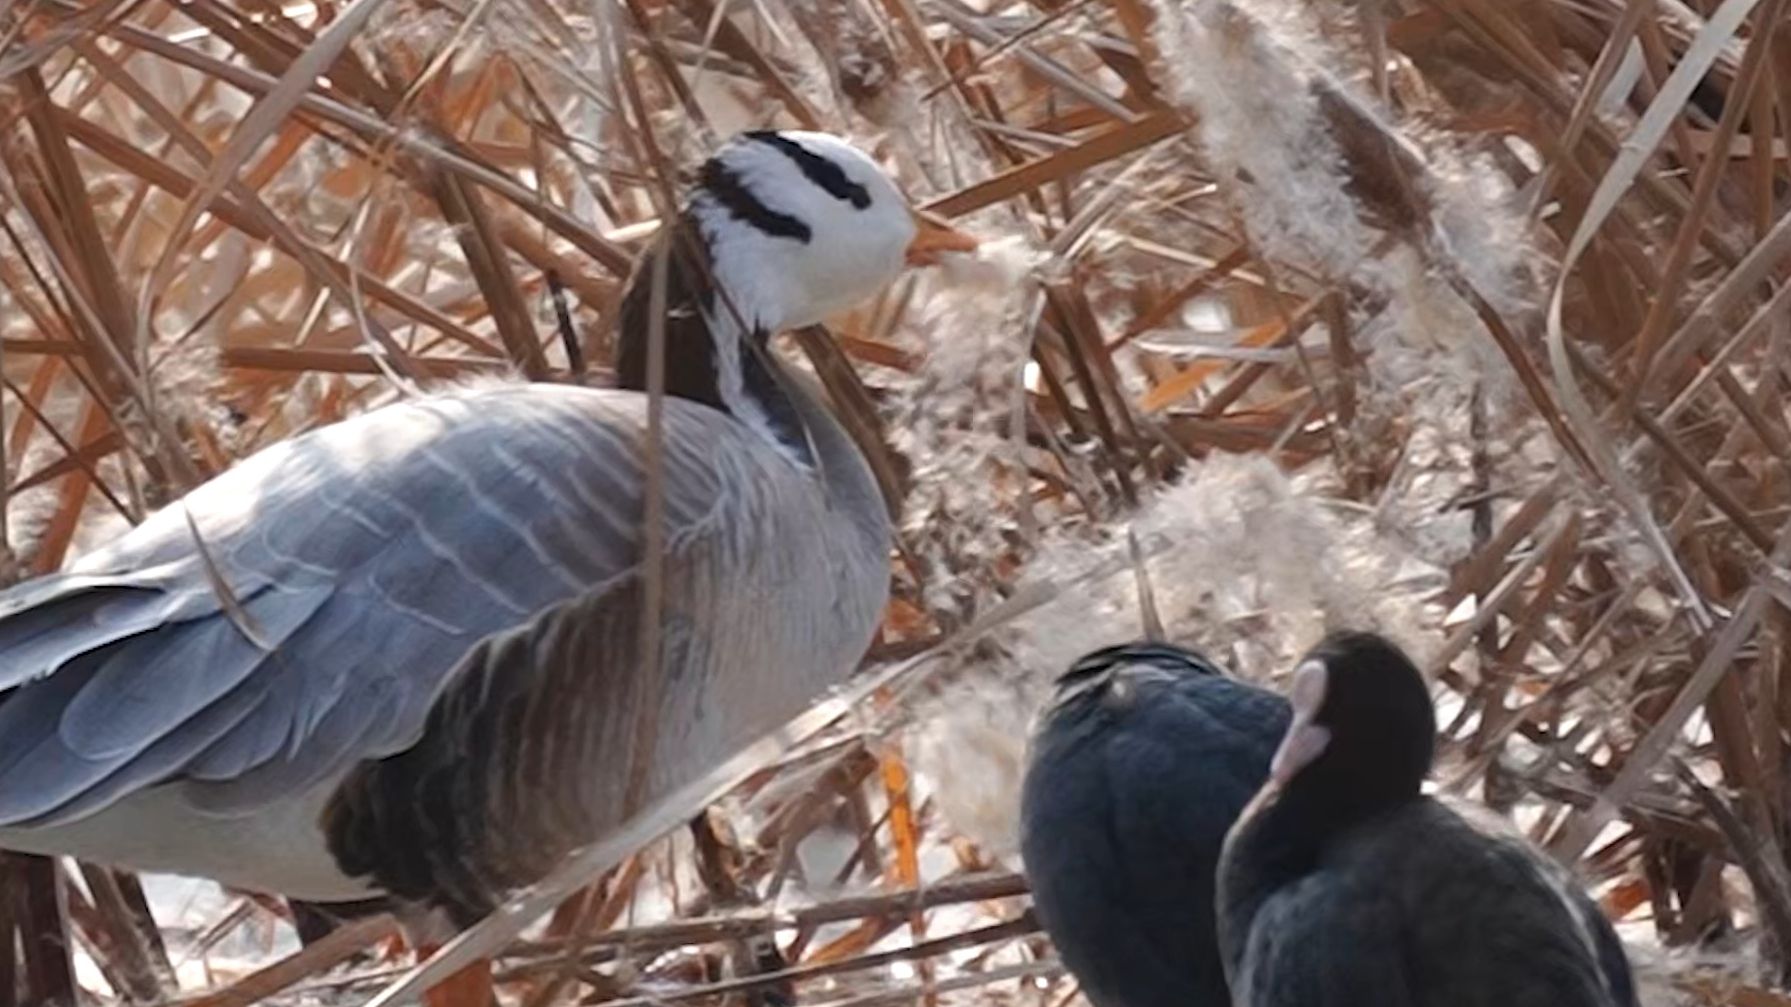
[0, 130, 978, 989]
[1217, 632, 1637, 1007]
[1020, 642, 1289, 1007]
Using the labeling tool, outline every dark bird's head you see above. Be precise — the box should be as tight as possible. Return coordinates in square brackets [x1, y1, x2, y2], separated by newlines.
[1269, 631, 1434, 815]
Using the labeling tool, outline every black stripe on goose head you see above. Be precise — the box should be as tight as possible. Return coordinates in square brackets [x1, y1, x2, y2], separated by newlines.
[615, 130, 927, 466]
[745, 131, 873, 209]
[699, 154, 812, 243]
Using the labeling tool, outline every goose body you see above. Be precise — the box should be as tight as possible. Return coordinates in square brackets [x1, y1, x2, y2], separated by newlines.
[1020, 642, 1289, 1007]
[1218, 632, 1637, 1007]
[0, 382, 886, 917]
[0, 130, 975, 926]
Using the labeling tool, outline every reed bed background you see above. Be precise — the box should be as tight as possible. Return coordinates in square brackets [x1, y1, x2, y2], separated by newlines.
[3, 0, 1791, 1003]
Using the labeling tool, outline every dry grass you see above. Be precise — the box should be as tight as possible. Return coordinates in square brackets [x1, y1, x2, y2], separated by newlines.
[4, 0, 1791, 1003]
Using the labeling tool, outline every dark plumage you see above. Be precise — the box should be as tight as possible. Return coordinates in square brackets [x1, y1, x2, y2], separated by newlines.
[1217, 631, 1638, 1007]
[1019, 642, 1290, 1007]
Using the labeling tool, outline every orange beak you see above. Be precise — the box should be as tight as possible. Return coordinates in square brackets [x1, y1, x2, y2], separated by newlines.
[905, 209, 980, 266]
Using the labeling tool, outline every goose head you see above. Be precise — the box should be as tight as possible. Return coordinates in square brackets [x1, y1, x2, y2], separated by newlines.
[616, 130, 979, 457]
[1269, 631, 1434, 816]
[688, 130, 977, 332]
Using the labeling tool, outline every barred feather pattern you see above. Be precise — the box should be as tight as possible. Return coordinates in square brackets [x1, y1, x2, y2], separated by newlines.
[0, 379, 890, 915]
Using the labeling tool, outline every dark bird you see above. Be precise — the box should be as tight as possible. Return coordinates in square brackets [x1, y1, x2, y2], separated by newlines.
[1020, 641, 1291, 1007]
[1217, 630, 1638, 1007]
[0, 130, 978, 1005]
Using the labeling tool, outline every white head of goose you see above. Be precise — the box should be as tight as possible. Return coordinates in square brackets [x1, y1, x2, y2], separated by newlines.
[618, 131, 974, 452]
[1216, 632, 1638, 1007]
[0, 130, 977, 968]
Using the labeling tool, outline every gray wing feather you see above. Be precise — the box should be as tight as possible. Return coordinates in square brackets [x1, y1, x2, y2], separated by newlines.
[0, 583, 329, 821]
[0, 576, 214, 693]
[61, 584, 332, 759]
[7, 667, 269, 827]
[188, 674, 407, 812]
[0, 384, 751, 826]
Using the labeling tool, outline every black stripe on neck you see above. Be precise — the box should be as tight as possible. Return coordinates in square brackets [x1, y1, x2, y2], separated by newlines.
[739, 335, 816, 468]
[616, 224, 816, 467]
[745, 132, 872, 209]
[615, 232, 727, 410]
[699, 158, 811, 243]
